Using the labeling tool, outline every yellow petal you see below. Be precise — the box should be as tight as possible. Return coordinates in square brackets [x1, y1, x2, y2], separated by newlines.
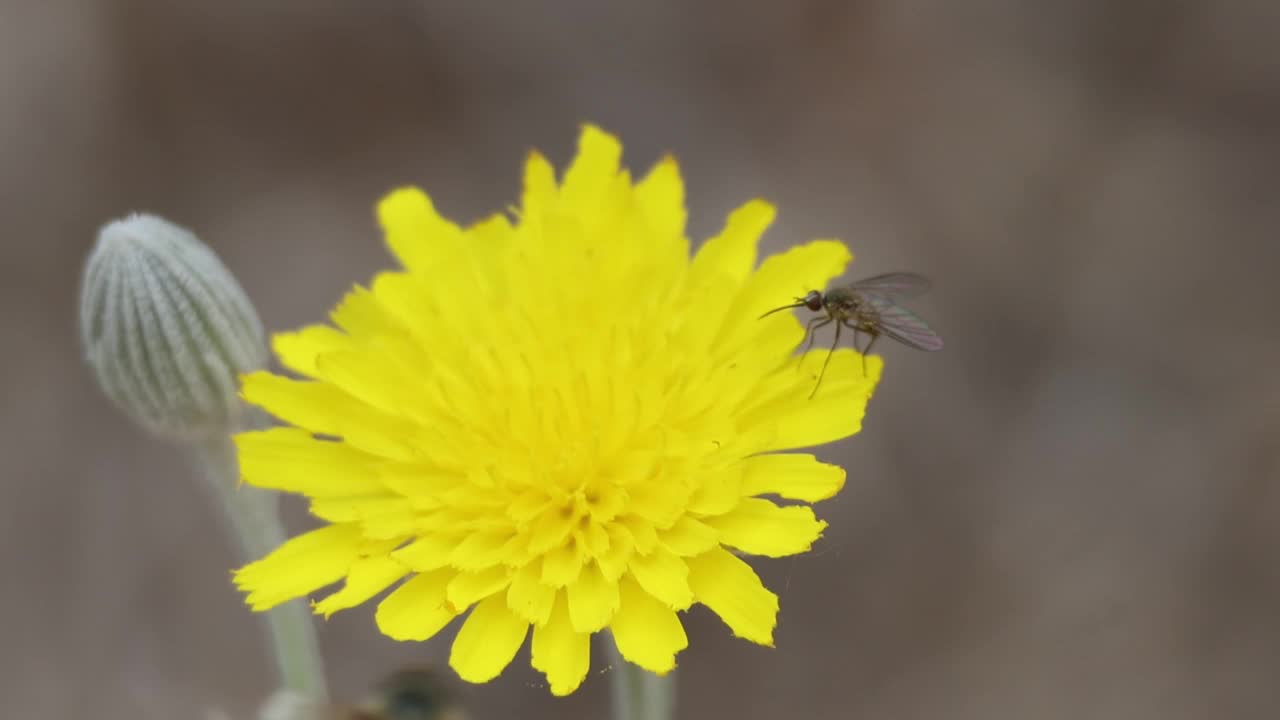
[580, 522, 611, 560]
[391, 534, 456, 572]
[308, 497, 415, 540]
[272, 325, 351, 378]
[527, 504, 576, 556]
[312, 348, 418, 421]
[448, 594, 529, 683]
[705, 498, 827, 557]
[312, 555, 408, 618]
[328, 285, 400, 341]
[235, 428, 380, 497]
[739, 349, 882, 451]
[467, 212, 514, 239]
[610, 576, 689, 674]
[366, 272, 440, 347]
[626, 478, 690, 526]
[447, 566, 511, 612]
[541, 540, 585, 588]
[584, 481, 628, 525]
[449, 529, 518, 571]
[521, 151, 559, 220]
[566, 562, 619, 633]
[686, 547, 778, 646]
[658, 516, 719, 557]
[717, 239, 853, 349]
[674, 206, 774, 352]
[240, 372, 419, 460]
[560, 125, 623, 214]
[234, 524, 364, 611]
[740, 453, 846, 502]
[687, 467, 744, 516]
[596, 523, 636, 582]
[697, 320, 805, 416]
[635, 155, 687, 246]
[376, 187, 464, 274]
[507, 562, 556, 626]
[531, 592, 591, 696]
[374, 569, 458, 641]
[459, 215, 515, 295]
[618, 514, 658, 555]
[591, 170, 642, 261]
[378, 463, 464, 500]
[627, 545, 693, 610]
[689, 200, 775, 289]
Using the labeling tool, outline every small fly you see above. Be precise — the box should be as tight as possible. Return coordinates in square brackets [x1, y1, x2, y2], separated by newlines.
[760, 272, 944, 397]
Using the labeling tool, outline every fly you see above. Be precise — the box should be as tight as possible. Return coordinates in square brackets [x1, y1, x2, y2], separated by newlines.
[759, 272, 943, 397]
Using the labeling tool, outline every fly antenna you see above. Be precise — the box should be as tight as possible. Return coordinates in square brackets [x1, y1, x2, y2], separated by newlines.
[759, 299, 806, 320]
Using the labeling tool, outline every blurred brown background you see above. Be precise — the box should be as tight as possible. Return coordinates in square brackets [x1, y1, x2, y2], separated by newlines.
[3, 1, 1280, 718]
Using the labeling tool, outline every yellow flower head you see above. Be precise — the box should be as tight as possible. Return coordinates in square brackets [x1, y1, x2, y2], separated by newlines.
[233, 125, 882, 695]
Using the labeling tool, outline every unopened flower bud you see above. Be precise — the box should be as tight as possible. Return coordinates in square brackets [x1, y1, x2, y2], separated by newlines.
[80, 213, 267, 440]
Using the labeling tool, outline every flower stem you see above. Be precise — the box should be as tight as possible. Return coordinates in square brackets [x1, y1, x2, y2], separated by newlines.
[194, 431, 328, 701]
[606, 633, 675, 720]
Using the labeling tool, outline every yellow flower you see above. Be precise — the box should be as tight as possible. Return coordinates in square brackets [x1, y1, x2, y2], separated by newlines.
[233, 125, 882, 695]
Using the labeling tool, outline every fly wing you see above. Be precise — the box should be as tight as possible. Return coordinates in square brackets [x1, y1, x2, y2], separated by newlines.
[865, 296, 944, 351]
[849, 272, 932, 300]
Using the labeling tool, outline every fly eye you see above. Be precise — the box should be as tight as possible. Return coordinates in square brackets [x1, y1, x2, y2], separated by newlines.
[804, 291, 824, 312]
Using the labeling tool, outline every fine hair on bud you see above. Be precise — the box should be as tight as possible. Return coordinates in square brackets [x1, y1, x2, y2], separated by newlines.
[80, 213, 268, 440]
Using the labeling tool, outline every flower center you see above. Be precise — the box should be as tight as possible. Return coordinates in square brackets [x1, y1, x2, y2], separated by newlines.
[440, 321, 698, 580]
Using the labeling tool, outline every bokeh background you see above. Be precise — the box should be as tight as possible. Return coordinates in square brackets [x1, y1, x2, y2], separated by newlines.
[3, 1, 1280, 718]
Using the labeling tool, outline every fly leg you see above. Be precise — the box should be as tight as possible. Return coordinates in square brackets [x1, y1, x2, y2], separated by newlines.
[810, 321, 842, 399]
[843, 321, 877, 377]
[860, 332, 879, 377]
[797, 316, 832, 371]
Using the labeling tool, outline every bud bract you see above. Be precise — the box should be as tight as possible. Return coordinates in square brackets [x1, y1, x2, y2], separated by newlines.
[80, 213, 267, 439]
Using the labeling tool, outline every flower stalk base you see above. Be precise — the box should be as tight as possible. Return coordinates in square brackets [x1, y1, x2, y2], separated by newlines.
[195, 432, 328, 701]
[608, 633, 675, 720]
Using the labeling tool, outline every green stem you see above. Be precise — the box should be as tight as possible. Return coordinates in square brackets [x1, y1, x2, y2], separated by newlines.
[194, 431, 328, 700]
[606, 633, 676, 720]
